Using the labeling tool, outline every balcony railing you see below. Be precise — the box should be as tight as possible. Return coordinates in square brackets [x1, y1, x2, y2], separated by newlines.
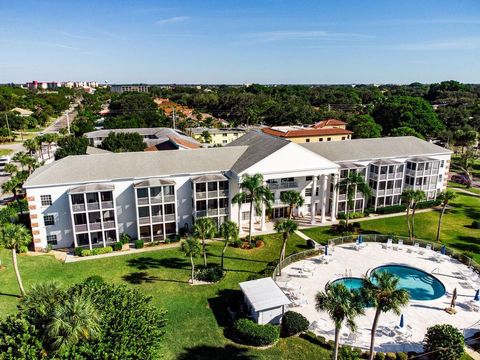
[150, 197, 163, 204]
[101, 201, 113, 209]
[268, 181, 298, 190]
[208, 209, 218, 216]
[164, 213, 175, 222]
[75, 224, 88, 232]
[219, 190, 229, 197]
[196, 191, 207, 199]
[103, 221, 115, 229]
[72, 204, 85, 212]
[151, 215, 163, 223]
[208, 191, 218, 198]
[152, 235, 164, 241]
[87, 202, 100, 211]
[219, 208, 228, 215]
[89, 222, 102, 231]
[139, 217, 150, 225]
[163, 195, 175, 203]
[196, 210, 207, 217]
[137, 198, 149, 205]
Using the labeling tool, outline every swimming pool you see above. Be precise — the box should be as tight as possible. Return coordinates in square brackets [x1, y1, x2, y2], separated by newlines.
[329, 265, 446, 301]
[372, 265, 446, 301]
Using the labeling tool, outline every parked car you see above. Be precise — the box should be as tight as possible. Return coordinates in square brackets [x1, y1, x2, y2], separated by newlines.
[451, 174, 469, 185]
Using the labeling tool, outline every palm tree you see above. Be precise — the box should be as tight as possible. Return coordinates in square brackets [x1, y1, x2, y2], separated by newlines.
[219, 220, 239, 270]
[274, 219, 298, 275]
[23, 138, 40, 159]
[193, 217, 216, 266]
[232, 174, 273, 245]
[12, 151, 40, 174]
[280, 190, 304, 219]
[336, 172, 372, 229]
[361, 272, 410, 360]
[46, 294, 101, 353]
[401, 189, 415, 240]
[3, 162, 18, 176]
[0, 223, 32, 296]
[181, 237, 202, 284]
[315, 283, 365, 360]
[410, 190, 425, 239]
[42, 133, 58, 159]
[436, 190, 457, 243]
[201, 130, 212, 143]
[19, 282, 65, 328]
[0, 206, 19, 224]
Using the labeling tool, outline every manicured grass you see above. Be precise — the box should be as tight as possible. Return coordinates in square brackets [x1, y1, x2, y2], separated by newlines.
[0, 149, 13, 156]
[302, 191, 480, 263]
[0, 234, 330, 359]
[448, 181, 480, 195]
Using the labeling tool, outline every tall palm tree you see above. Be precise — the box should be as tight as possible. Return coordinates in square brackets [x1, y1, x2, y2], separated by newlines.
[46, 294, 101, 354]
[315, 283, 365, 360]
[232, 174, 273, 245]
[336, 172, 372, 229]
[193, 217, 216, 266]
[219, 220, 239, 270]
[23, 138, 40, 159]
[19, 282, 65, 328]
[401, 189, 415, 240]
[361, 272, 410, 360]
[280, 190, 304, 219]
[410, 190, 426, 239]
[274, 219, 298, 275]
[436, 190, 457, 243]
[0, 223, 32, 296]
[181, 237, 202, 284]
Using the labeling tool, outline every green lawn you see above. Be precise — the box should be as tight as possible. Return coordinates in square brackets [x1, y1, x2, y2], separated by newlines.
[448, 181, 480, 195]
[0, 149, 13, 156]
[0, 234, 330, 360]
[302, 191, 480, 263]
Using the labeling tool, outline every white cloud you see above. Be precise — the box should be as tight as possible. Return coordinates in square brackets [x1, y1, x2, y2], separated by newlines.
[154, 16, 190, 26]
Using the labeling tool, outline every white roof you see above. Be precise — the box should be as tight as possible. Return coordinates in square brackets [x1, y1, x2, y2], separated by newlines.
[239, 277, 290, 311]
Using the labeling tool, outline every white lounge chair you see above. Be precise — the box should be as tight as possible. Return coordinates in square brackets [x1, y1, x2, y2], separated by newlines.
[386, 239, 393, 249]
[398, 240, 404, 251]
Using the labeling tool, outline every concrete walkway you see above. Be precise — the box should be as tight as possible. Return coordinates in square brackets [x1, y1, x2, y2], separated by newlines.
[454, 188, 480, 198]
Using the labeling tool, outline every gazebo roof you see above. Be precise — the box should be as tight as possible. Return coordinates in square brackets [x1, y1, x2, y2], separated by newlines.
[239, 277, 290, 311]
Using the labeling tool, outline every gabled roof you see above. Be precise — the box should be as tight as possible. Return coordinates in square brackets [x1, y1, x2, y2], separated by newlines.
[24, 146, 247, 188]
[313, 119, 347, 128]
[239, 277, 290, 311]
[262, 127, 352, 138]
[226, 130, 290, 174]
[301, 136, 452, 162]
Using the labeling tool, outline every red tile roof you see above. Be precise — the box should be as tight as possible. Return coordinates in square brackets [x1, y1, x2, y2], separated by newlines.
[313, 119, 347, 128]
[262, 127, 352, 138]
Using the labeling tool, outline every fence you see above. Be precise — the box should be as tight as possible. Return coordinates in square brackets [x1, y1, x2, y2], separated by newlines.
[272, 233, 480, 280]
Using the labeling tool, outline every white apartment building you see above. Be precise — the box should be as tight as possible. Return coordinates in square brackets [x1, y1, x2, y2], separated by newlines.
[110, 84, 150, 94]
[24, 132, 451, 251]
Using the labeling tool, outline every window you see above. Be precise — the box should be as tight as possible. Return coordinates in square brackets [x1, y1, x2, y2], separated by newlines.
[440, 160, 445, 167]
[242, 211, 250, 221]
[46, 234, 57, 245]
[222, 140, 228, 144]
[223, 133, 228, 137]
[438, 174, 443, 182]
[44, 215, 54, 226]
[40, 195, 52, 206]
[306, 176, 313, 181]
[341, 137, 345, 140]
[305, 139, 310, 143]
[319, 138, 323, 142]
[327, 137, 331, 141]
[305, 188, 312, 197]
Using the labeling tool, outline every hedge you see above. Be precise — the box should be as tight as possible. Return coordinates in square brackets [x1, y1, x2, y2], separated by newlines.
[281, 311, 309, 337]
[337, 211, 365, 220]
[233, 318, 279, 346]
[375, 204, 407, 214]
[135, 239, 144, 249]
[113, 242, 123, 251]
[415, 199, 441, 209]
[76, 246, 113, 257]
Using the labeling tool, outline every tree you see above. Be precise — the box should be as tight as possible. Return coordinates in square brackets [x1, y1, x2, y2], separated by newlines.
[23, 138, 40, 159]
[361, 272, 410, 360]
[274, 219, 298, 276]
[0, 315, 45, 359]
[315, 283, 365, 360]
[423, 324, 464, 360]
[201, 130, 212, 143]
[40, 133, 58, 159]
[0, 223, 32, 296]
[436, 190, 457, 243]
[193, 217, 216, 266]
[336, 172, 372, 229]
[101, 132, 147, 152]
[0, 205, 19, 224]
[13, 151, 40, 175]
[373, 96, 444, 137]
[390, 126, 425, 139]
[219, 220, 239, 270]
[401, 189, 415, 240]
[410, 190, 426, 239]
[232, 174, 273, 245]
[55, 135, 88, 160]
[45, 295, 100, 354]
[348, 114, 382, 139]
[181, 237, 202, 284]
[280, 190, 304, 219]
[1, 176, 22, 200]
[456, 147, 478, 188]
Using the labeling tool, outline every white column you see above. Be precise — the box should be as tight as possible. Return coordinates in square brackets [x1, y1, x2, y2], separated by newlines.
[238, 203, 244, 234]
[321, 174, 328, 223]
[331, 174, 338, 222]
[260, 202, 266, 231]
[310, 176, 318, 225]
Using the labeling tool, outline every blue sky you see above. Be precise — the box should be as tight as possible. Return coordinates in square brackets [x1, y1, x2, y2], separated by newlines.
[0, 0, 479, 84]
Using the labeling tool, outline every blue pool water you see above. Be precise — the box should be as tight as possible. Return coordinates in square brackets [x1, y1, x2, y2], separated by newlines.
[330, 265, 446, 301]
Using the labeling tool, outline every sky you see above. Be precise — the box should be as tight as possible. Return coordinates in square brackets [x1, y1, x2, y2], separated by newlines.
[0, 0, 479, 84]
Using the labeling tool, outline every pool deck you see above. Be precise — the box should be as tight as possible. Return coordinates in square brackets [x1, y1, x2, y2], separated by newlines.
[277, 242, 480, 353]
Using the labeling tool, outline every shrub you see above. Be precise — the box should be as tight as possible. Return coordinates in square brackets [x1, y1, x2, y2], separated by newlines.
[233, 318, 280, 346]
[472, 220, 480, 229]
[167, 234, 181, 243]
[17, 245, 28, 254]
[324, 339, 335, 350]
[231, 238, 243, 248]
[46, 244, 53, 253]
[423, 324, 464, 360]
[84, 275, 105, 284]
[113, 242, 123, 251]
[74, 247, 84, 256]
[91, 246, 113, 256]
[119, 233, 132, 244]
[406, 352, 417, 359]
[81, 249, 92, 257]
[135, 239, 144, 249]
[339, 346, 362, 359]
[281, 311, 309, 337]
[375, 204, 407, 214]
[299, 331, 324, 346]
[385, 353, 396, 360]
[194, 264, 224, 282]
[374, 352, 386, 360]
[415, 199, 441, 209]
[396, 352, 408, 360]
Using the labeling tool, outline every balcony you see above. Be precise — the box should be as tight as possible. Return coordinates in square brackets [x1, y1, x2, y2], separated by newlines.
[139, 217, 150, 225]
[208, 209, 218, 216]
[163, 195, 175, 203]
[151, 215, 163, 223]
[89, 222, 102, 231]
[267, 181, 298, 190]
[152, 234, 164, 241]
[196, 191, 207, 199]
[101, 201, 114, 209]
[208, 191, 218, 198]
[164, 213, 175, 222]
[196, 210, 207, 217]
[137, 197, 149, 205]
[72, 204, 85, 212]
[150, 197, 163, 204]
[219, 190, 229, 197]
[87, 202, 100, 211]
[219, 208, 228, 215]
[75, 224, 88, 232]
[103, 220, 115, 229]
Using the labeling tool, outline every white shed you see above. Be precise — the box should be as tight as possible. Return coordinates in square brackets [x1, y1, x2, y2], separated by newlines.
[239, 277, 291, 325]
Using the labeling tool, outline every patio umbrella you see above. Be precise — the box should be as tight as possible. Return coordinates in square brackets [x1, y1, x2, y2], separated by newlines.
[399, 314, 404, 328]
[441, 245, 446, 255]
[474, 289, 479, 301]
[324, 245, 328, 256]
